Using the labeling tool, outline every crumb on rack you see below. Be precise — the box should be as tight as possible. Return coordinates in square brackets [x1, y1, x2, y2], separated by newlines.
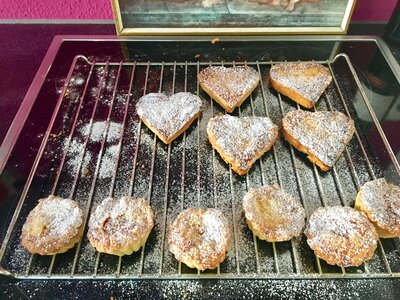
[211, 38, 219, 44]
[82, 168, 90, 176]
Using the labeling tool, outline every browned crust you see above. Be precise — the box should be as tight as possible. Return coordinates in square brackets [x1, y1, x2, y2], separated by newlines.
[243, 184, 306, 242]
[139, 111, 201, 144]
[22, 223, 84, 256]
[282, 126, 330, 171]
[168, 208, 230, 270]
[270, 76, 314, 109]
[87, 197, 154, 256]
[21, 196, 84, 255]
[199, 81, 258, 113]
[304, 207, 378, 267]
[206, 125, 277, 175]
[354, 192, 397, 239]
[310, 235, 377, 267]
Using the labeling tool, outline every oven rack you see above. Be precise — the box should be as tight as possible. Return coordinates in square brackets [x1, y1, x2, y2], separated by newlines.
[0, 53, 399, 279]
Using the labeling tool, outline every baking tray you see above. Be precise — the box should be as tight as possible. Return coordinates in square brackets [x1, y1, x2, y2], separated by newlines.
[0, 36, 399, 280]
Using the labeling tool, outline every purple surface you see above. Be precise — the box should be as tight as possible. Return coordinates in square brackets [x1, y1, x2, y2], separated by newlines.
[0, 24, 115, 146]
[0, 0, 397, 21]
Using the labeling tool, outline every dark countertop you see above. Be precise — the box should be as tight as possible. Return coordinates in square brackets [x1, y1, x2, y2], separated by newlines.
[0, 23, 399, 299]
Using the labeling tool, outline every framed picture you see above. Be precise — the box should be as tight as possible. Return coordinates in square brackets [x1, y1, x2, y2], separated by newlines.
[112, 0, 357, 35]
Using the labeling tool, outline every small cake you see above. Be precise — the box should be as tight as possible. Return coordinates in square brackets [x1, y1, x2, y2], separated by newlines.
[168, 208, 230, 270]
[282, 110, 355, 171]
[207, 115, 278, 175]
[243, 184, 306, 242]
[198, 66, 260, 113]
[87, 197, 154, 256]
[269, 62, 332, 108]
[136, 92, 202, 144]
[355, 178, 400, 238]
[21, 195, 84, 255]
[304, 206, 378, 267]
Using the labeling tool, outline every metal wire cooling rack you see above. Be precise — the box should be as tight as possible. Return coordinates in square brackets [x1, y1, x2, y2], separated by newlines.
[0, 53, 399, 279]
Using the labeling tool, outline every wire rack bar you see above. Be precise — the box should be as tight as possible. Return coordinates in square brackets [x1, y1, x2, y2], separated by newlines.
[0, 55, 84, 268]
[1, 54, 398, 280]
[326, 60, 394, 275]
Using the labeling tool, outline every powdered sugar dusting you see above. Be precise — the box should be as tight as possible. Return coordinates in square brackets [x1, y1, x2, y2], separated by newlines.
[168, 208, 230, 270]
[283, 110, 355, 167]
[21, 196, 83, 254]
[4, 61, 399, 280]
[87, 197, 154, 252]
[198, 66, 260, 110]
[80, 121, 122, 143]
[136, 92, 202, 141]
[243, 184, 306, 241]
[270, 62, 332, 105]
[359, 178, 400, 237]
[207, 115, 278, 172]
[99, 144, 120, 179]
[305, 206, 378, 267]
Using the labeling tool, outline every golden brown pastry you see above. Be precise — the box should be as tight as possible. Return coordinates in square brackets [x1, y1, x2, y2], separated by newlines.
[304, 206, 378, 267]
[87, 197, 154, 256]
[355, 178, 400, 238]
[207, 115, 278, 175]
[168, 208, 230, 270]
[21, 195, 84, 255]
[269, 62, 332, 108]
[198, 66, 260, 113]
[282, 110, 355, 171]
[243, 184, 305, 242]
[136, 92, 202, 144]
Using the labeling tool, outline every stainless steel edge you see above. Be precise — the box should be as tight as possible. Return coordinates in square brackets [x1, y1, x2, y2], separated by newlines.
[47, 34, 380, 42]
[0, 35, 64, 173]
[0, 54, 83, 269]
[375, 37, 400, 83]
[335, 53, 400, 174]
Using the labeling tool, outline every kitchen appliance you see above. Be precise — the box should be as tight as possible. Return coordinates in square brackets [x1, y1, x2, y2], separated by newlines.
[0, 35, 399, 281]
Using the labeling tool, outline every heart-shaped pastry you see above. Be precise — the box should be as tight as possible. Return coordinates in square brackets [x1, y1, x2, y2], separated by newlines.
[207, 115, 278, 175]
[282, 110, 355, 171]
[198, 66, 260, 113]
[136, 92, 202, 144]
[269, 62, 332, 108]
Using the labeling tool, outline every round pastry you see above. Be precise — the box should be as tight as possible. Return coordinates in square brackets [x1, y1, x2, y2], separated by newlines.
[243, 183, 305, 242]
[355, 178, 400, 238]
[304, 206, 378, 267]
[87, 197, 154, 256]
[21, 195, 84, 255]
[168, 208, 230, 270]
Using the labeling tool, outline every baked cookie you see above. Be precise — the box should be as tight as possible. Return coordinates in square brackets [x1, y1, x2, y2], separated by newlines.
[87, 197, 154, 256]
[355, 178, 400, 238]
[207, 115, 278, 175]
[21, 195, 84, 255]
[269, 62, 332, 108]
[168, 208, 230, 270]
[304, 206, 378, 267]
[243, 184, 305, 242]
[198, 66, 260, 113]
[282, 110, 355, 171]
[136, 92, 202, 144]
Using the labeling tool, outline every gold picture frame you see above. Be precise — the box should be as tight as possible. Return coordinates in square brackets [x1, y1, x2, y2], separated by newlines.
[112, 0, 357, 36]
